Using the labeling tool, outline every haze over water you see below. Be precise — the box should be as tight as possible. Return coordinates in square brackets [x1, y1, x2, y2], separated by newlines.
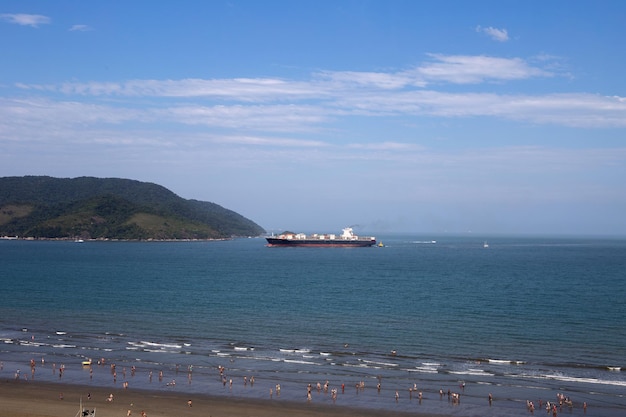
[1, 235, 625, 416]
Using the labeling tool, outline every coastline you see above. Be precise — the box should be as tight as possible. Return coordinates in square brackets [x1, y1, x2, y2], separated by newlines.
[0, 379, 446, 417]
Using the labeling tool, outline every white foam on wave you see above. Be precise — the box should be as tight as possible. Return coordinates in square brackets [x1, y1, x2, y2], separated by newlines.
[18, 340, 47, 347]
[143, 348, 180, 354]
[361, 359, 398, 367]
[279, 348, 310, 354]
[139, 341, 183, 349]
[607, 367, 621, 371]
[488, 358, 525, 365]
[52, 344, 76, 348]
[234, 346, 254, 351]
[450, 368, 491, 376]
[284, 359, 318, 366]
[529, 373, 626, 387]
[342, 363, 370, 369]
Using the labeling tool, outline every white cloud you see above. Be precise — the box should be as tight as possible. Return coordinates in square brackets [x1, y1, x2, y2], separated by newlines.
[212, 134, 327, 148]
[415, 54, 551, 84]
[17, 54, 556, 100]
[161, 104, 328, 132]
[6, 53, 625, 133]
[334, 90, 626, 128]
[346, 142, 425, 151]
[16, 54, 556, 108]
[476, 25, 509, 42]
[69, 24, 92, 32]
[0, 13, 50, 27]
[316, 70, 422, 89]
[47, 78, 327, 101]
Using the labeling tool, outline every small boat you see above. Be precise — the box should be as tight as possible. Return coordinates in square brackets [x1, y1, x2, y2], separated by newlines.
[377, 241, 384, 247]
[483, 241, 489, 248]
[81, 359, 92, 366]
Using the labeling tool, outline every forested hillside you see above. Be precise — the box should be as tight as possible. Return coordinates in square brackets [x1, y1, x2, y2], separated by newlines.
[0, 176, 265, 240]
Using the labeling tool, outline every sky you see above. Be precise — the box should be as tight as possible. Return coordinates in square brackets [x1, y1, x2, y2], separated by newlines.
[1, 1, 625, 236]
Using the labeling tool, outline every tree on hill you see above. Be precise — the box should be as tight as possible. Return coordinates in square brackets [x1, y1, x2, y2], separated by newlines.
[0, 176, 265, 239]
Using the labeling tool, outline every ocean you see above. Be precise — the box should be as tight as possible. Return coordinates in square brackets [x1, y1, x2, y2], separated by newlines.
[1, 235, 625, 416]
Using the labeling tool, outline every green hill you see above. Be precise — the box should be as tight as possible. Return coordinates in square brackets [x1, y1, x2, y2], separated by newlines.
[0, 176, 265, 240]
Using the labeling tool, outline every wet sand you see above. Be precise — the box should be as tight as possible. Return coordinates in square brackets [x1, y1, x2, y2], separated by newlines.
[0, 379, 447, 417]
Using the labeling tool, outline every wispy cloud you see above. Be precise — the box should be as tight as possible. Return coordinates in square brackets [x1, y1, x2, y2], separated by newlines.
[69, 24, 92, 32]
[0, 13, 50, 27]
[8, 52, 626, 130]
[161, 104, 328, 132]
[33, 78, 327, 101]
[318, 54, 551, 88]
[476, 25, 509, 42]
[415, 54, 550, 84]
[21, 54, 555, 100]
[346, 142, 425, 151]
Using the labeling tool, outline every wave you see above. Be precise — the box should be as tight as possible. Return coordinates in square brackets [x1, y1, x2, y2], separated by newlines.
[18, 340, 47, 347]
[487, 358, 526, 365]
[528, 373, 626, 388]
[136, 341, 183, 349]
[279, 348, 310, 354]
[449, 368, 493, 376]
[284, 359, 318, 366]
[51, 344, 77, 348]
[410, 366, 438, 374]
[360, 359, 399, 367]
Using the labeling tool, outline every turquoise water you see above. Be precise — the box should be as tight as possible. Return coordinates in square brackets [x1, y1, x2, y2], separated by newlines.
[1, 236, 625, 416]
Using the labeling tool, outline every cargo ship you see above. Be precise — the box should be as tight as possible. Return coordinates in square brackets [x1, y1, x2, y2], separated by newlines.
[266, 227, 376, 247]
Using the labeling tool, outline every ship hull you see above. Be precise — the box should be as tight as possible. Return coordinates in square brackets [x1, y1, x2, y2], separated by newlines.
[266, 238, 376, 247]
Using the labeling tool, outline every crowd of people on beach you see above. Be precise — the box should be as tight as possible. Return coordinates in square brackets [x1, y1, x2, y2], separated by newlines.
[5, 356, 589, 415]
[526, 393, 587, 416]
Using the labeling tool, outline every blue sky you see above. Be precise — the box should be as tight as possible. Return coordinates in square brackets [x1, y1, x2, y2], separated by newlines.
[1, 1, 625, 236]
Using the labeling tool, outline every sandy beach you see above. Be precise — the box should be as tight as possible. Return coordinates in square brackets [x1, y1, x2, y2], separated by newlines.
[0, 379, 446, 417]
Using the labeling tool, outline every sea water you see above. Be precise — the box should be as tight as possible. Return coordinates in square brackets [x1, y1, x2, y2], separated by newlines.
[1, 235, 625, 416]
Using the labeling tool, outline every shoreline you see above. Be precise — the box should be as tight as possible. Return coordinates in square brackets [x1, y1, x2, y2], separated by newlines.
[0, 379, 447, 417]
[0, 236, 234, 242]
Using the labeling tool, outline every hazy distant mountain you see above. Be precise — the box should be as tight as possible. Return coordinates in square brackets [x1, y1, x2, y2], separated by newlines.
[0, 176, 265, 240]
